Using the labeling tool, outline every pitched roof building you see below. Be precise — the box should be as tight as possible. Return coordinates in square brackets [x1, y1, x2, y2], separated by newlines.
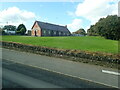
[31, 21, 71, 37]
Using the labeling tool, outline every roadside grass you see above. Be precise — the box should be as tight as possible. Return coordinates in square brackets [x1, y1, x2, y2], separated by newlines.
[1, 35, 118, 54]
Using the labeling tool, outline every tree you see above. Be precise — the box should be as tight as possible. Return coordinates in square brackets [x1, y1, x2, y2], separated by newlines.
[87, 25, 99, 36]
[3, 25, 16, 31]
[87, 15, 120, 40]
[16, 24, 27, 35]
[0, 27, 3, 35]
[73, 28, 86, 35]
[1, 25, 16, 35]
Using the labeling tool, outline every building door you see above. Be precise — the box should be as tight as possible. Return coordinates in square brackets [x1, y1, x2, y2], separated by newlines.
[35, 30, 37, 36]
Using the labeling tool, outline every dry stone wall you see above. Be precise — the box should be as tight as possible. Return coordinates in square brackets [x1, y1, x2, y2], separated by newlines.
[1, 41, 120, 65]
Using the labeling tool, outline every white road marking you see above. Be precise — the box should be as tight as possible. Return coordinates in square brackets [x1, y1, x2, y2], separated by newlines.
[102, 70, 120, 76]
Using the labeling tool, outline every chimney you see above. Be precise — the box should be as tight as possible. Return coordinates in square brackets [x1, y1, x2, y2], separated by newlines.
[65, 25, 67, 28]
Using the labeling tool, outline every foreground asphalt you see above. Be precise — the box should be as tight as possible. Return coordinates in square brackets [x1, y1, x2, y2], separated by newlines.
[1, 48, 119, 88]
[2, 60, 113, 88]
[2, 68, 61, 88]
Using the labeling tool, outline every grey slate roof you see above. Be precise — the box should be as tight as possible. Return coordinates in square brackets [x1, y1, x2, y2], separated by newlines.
[35, 21, 70, 33]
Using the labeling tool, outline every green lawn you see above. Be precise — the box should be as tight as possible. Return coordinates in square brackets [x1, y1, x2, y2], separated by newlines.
[1, 36, 118, 54]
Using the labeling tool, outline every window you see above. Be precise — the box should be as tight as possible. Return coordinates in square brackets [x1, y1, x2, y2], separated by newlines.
[44, 30, 46, 34]
[49, 31, 51, 34]
[34, 28, 37, 31]
[59, 32, 61, 35]
[54, 31, 56, 35]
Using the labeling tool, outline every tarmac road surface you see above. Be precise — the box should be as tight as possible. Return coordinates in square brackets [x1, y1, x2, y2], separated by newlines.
[1, 48, 119, 88]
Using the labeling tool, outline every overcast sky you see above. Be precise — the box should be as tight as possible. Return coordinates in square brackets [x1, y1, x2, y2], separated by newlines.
[0, 0, 119, 32]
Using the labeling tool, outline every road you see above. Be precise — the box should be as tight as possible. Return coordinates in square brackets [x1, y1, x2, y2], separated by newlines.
[2, 59, 112, 88]
[1, 48, 119, 88]
[2, 68, 61, 88]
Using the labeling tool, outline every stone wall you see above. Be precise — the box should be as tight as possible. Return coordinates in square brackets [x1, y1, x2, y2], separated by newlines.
[1, 41, 120, 67]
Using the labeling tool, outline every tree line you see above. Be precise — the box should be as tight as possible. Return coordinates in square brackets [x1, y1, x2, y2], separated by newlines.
[73, 15, 119, 40]
[87, 15, 120, 40]
[1, 24, 27, 35]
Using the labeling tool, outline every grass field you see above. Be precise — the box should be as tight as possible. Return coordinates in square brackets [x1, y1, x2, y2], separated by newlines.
[1, 36, 118, 54]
